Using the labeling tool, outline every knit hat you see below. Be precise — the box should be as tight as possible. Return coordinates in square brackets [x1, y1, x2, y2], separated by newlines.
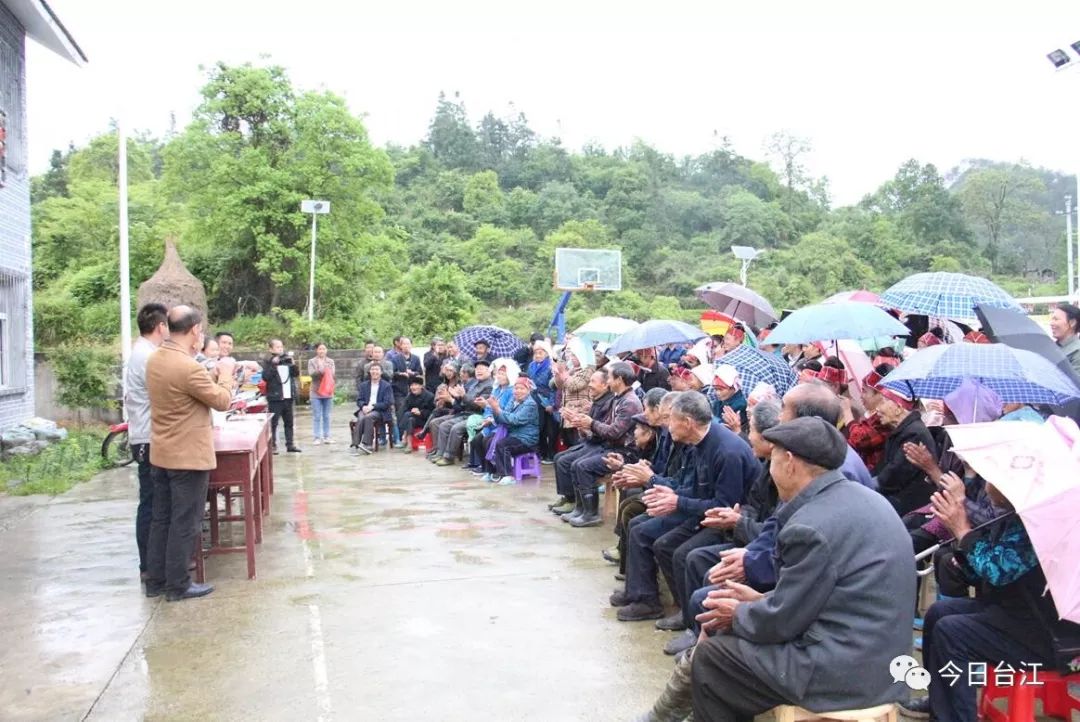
[762, 416, 848, 470]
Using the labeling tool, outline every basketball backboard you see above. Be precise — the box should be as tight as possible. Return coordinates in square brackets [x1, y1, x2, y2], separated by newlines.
[554, 248, 622, 291]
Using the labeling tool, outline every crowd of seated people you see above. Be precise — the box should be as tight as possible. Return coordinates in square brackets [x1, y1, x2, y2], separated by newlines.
[329, 312, 1080, 721]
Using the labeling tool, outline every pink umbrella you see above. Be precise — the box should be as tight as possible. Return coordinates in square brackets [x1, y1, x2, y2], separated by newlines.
[947, 417, 1080, 623]
[822, 289, 883, 305]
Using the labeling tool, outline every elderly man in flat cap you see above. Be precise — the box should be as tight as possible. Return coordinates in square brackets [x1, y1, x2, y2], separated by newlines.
[690, 416, 915, 722]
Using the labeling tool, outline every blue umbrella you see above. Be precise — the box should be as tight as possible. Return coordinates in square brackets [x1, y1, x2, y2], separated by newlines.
[454, 325, 526, 361]
[879, 343, 1080, 405]
[764, 302, 910, 346]
[607, 320, 707, 356]
[880, 272, 1023, 320]
[719, 345, 798, 397]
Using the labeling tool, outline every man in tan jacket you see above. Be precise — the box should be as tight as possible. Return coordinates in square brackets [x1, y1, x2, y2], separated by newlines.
[145, 306, 236, 601]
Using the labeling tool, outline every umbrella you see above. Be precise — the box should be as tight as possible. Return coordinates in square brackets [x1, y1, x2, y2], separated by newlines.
[454, 325, 526, 361]
[822, 289, 882, 305]
[764, 302, 910, 346]
[607, 319, 707, 356]
[695, 282, 778, 328]
[880, 272, 1023, 320]
[975, 304, 1080, 388]
[572, 316, 639, 345]
[718, 345, 798, 398]
[947, 416, 1080, 622]
[879, 343, 1080, 405]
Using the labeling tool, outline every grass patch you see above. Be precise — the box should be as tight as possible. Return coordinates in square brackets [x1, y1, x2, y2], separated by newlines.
[0, 427, 112, 496]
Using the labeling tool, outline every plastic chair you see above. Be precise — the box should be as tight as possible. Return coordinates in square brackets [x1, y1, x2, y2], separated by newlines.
[512, 452, 542, 482]
[979, 669, 1079, 722]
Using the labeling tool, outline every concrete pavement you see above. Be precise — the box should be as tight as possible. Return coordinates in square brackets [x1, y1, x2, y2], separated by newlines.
[0, 407, 674, 721]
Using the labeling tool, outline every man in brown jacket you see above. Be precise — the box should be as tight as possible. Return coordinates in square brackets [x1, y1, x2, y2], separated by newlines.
[145, 306, 236, 601]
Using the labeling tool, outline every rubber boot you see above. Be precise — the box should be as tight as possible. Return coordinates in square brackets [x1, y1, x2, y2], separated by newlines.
[570, 493, 603, 527]
[630, 647, 695, 722]
[562, 489, 585, 523]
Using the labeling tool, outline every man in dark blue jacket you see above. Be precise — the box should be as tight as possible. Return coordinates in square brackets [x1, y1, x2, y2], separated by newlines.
[611, 392, 758, 621]
[389, 337, 422, 447]
[353, 363, 394, 454]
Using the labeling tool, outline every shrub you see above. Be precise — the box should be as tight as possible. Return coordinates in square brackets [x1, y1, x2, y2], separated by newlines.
[51, 344, 119, 425]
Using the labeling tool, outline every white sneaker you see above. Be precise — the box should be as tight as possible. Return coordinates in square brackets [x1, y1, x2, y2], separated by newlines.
[323, 437, 334, 444]
[313, 439, 322, 445]
[497, 476, 516, 485]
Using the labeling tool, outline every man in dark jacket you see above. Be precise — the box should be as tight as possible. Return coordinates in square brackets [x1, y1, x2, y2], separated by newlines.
[550, 369, 613, 513]
[874, 387, 937, 515]
[561, 362, 644, 528]
[398, 378, 436, 451]
[691, 417, 915, 722]
[423, 337, 447, 394]
[353, 363, 394, 453]
[610, 392, 758, 621]
[389, 337, 423, 447]
[261, 338, 300, 453]
[433, 360, 493, 464]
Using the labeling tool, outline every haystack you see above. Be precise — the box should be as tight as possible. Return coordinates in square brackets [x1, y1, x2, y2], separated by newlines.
[137, 238, 208, 318]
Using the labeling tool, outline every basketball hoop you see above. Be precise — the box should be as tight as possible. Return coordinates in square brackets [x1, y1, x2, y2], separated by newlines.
[581, 282, 597, 292]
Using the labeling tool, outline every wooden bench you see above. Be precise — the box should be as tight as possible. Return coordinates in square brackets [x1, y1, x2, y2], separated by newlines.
[772, 703, 897, 722]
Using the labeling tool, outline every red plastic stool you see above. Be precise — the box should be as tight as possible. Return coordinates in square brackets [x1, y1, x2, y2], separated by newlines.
[410, 429, 433, 451]
[979, 670, 1079, 722]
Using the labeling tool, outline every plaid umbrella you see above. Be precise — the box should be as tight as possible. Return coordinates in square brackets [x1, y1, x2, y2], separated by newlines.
[719, 345, 798, 397]
[879, 343, 1080, 405]
[454, 325, 527, 361]
[880, 272, 1022, 320]
[695, 282, 778, 327]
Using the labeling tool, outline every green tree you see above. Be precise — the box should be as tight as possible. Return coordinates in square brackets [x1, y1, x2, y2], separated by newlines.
[163, 61, 397, 318]
[392, 261, 479, 340]
[462, 170, 505, 224]
[956, 166, 1045, 273]
[425, 92, 479, 171]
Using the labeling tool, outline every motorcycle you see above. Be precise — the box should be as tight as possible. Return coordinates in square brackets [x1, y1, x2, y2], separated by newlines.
[102, 393, 268, 467]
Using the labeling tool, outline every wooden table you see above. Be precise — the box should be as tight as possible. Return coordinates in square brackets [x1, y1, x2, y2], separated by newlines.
[196, 414, 274, 581]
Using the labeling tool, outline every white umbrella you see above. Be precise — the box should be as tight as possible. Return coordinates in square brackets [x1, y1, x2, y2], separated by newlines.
[573, 316, 639, 345]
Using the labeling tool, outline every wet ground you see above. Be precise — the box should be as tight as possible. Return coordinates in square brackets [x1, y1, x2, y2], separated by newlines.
[0, 407, 674, 721]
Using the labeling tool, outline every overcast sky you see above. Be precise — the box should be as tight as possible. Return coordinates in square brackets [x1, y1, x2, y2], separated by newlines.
[24, 0, 1080, 205]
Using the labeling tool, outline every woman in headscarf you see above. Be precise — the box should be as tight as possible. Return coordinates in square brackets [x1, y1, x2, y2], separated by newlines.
[528, 340, 558, 463]
[465, 360, 518, 473]
[917, 329, 945, 349]
[553, 336, 594, 447]
[874, 385, 938, 515]
[711, 364, 749, 436]
[845, 365, 894, 470]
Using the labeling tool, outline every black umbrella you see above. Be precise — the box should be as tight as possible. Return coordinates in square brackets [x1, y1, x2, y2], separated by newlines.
[974, 304, 1080, 387]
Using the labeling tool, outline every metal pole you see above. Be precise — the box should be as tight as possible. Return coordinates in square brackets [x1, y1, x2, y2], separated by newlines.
[1076, 174, 1080, 299]
[1067, 194, 1075, 298]
[307, 212, 317, 321]
[118, 120, 132, 384]
[740, 259, 749, 286]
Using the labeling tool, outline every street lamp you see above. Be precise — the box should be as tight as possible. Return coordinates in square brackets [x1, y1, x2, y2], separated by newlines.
[1047, 42, 1080, 298]
[301, 200, 330, 321]
[731, 245, 765, 287]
